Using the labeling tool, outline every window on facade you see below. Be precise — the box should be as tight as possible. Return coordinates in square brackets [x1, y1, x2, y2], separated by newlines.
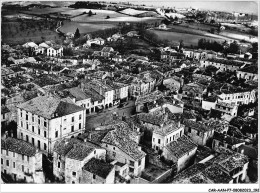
[44, 131, 47, 138]
[71, 126, 74, 132]
[44, 121, 47, 127]
[13, 162, 15, 168]
[55, 131, 58, 138]
[22, 165, 24, 172]
[38, 129, 40, 135]
[38, 140, 40, 149]
[72, 172, 76, 176]
[1, 158, 3, 165]
[158, 139, 161, 144]
[21, 133, 23, 139]
[32, 138, 34, 145]
[26, 135, 28, 142]
[44, 143, 47, 151]
[38, 118, 40, 125]
[72, 181, 75, 184]
[20, 112, 22, 118]
[166, 139, 168, 143]
[32, 126, 34, 133]
[21, 121, 23, 127]
[138, 160, 141, 166]
[94, 150, 96, 154]
[153, 138, 155, 142]
[113, 147, 115, 150]
[13, 152, 15, 157]
[26, 113, 28, 121]
[6, 150, 9, 156]
[112, 152, 116, 157]
[93, 174, 96, 179]
[6, 160, 9, 167]
[58, 162, 60, 168]
[188, 127, 191, 133]
[71, 117, 74, 122]
[79, 114, 82, 120]
[22, 154, 24, 161]
[26, 124, 28, 130]
[27, 156, 29, 162]
[79, 123, 81, 130]
[32, 116, 34, 122]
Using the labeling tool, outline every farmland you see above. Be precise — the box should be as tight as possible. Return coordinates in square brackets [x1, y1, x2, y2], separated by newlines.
[150, 29, 229, 47]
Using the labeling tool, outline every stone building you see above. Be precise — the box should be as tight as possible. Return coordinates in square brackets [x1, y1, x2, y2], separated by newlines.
[82, 158, 115, 184]
[17, 95, 86, 155]
[1, 137, 44, 183]
[183, 119, 214, 146]
[53, 138, 106, 183]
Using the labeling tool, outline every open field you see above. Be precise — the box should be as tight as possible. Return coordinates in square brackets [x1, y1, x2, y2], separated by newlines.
[60, 20, 116, 34]
[150, 29, 231, 47]
[22, 7, 75, 15]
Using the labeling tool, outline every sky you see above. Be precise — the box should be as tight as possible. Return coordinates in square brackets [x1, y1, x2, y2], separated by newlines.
[5, 1, 259, 15]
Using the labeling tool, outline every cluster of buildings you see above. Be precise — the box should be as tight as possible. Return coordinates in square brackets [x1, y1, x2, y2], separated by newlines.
[1, 25, 258, 184]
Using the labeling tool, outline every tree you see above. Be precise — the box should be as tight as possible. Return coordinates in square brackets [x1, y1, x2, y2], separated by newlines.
[228, 41, 239, 54]
[88, 10, 93, 16]
[74, 28, 80, 39]
[179, 39, 184, 50]
[210, 28, 215, 34]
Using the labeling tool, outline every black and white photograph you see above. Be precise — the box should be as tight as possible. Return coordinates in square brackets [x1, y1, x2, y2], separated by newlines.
[1, 0, 259, 192]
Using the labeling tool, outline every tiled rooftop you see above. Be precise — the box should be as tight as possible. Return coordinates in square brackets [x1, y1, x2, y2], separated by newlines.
[83, 158, 114, 179]
[53, 138, 82, 156]
[66, 143, 95, 161]
[1, 137, 37, 157]
[135, 90, 164, 105]
[213, 132, 244, 146]
[165, 135, 197, 159]
[17, 95, 85, 119]
[101, 121, 146, 161]
[183, 119, 213, 133]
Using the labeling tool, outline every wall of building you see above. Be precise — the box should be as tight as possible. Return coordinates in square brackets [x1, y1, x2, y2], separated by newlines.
[63, 148, 106, 183]
[152, 126, 184, 150]
[202, 100, 216, 111]
[1, 149, 43, 183]
[101, 143, 145, 176]
[17, 108, 85, 155]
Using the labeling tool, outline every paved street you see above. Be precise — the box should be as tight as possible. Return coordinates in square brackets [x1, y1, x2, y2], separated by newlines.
[85, 100, 136, 130]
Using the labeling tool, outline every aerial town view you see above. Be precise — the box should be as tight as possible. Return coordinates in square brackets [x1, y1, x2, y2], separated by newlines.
[1, 0, 258, 188]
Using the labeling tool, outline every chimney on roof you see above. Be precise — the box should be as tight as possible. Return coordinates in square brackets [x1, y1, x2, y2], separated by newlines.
[88, 133, 92, 141]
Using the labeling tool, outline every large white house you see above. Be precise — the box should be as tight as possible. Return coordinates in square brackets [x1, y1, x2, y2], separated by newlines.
[17, 95, 86, 155]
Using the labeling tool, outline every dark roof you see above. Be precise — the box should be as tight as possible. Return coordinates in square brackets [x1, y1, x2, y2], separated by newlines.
[237, 145, 258, 160]
[238, 65, 257, 74]
[1, 137, 37, 157]
[213, 132, 244, 146]
[66, 143, 95, 161]
[17, 96, 85, 119]
[101, 122, 146, 161]
[165, 135, 197, 159]
[195, 145, 213, 162]
[68, 87, 91, 101]
[53, 138, 82, 156]
[83, 158, 114, 179]
[1, 106, 10, 114]
[183, 119, 213, 133]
